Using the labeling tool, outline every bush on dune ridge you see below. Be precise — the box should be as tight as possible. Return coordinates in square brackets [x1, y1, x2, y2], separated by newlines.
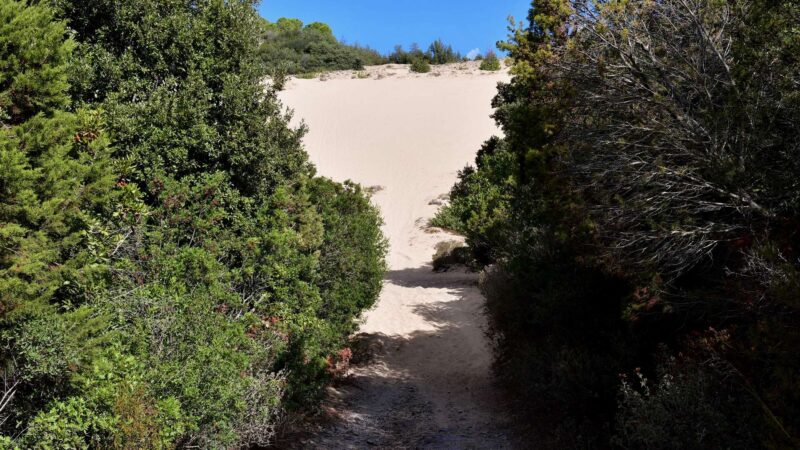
[259, 28, 483, 76]
[258, 17, 384, 74]
[479, 50, 501, 71]
[436, 0, 800, 447]
[0, 0, 386, 447]
[387, 40, 466, 66]
[258, 22, 470, 76]
[410, 58, 431, 73]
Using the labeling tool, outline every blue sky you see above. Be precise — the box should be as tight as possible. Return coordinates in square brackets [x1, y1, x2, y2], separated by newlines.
[257, 0, 531, 57]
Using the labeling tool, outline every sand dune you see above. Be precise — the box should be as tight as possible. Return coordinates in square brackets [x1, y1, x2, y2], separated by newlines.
[279, 62, 514, 448]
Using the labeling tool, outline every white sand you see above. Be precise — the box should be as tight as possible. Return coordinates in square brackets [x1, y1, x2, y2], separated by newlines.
[279, 62, 515, 448]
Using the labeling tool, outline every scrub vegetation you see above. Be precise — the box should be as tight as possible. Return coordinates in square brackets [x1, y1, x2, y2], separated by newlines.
[478, 50, 501, 71]
[258, 17, 385, 74]
[436, 0, 800, 447]
[387, 40, 466, 65]
[257, 19, 473, 76]
[0, 0, 386, 447]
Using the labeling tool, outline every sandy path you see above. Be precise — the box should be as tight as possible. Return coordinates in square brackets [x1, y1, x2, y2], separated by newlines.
[279, 63, 513, 449]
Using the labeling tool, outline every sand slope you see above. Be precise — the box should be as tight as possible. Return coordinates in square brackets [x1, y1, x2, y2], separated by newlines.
[279, 62, 514, 449]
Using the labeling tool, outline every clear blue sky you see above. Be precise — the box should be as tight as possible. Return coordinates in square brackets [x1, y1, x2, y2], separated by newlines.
[257, 0, 531, 57]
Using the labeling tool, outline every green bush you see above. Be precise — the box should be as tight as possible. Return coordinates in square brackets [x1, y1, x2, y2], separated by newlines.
[428, 207, 462, 233]
[410, 58, 431, 73]
[281, 178, 387, 402]
[428, 39, 462, 64]
[481, 262, 634, 446]
[0, 0, 140, 436]
[270, 63, 291, 91]
[310, 179, 387, 337]
[387, 41, 462, 65]
[431, 136, 515, 264]
[258, 18, 384, 74]
[437, 0, 800, 446]
[0, 0, 73, 124]
[614, 355, 763, 449]
[0, 0, 387, 446]
[479, 50, 501, 71]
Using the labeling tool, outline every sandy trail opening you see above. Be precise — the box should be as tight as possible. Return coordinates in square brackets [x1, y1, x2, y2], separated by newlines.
[279, 62, 513, 449]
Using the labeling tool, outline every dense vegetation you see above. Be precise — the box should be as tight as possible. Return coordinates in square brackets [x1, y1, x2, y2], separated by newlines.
[386, 40, 466, 65]
[257, 19, 475, 77]
[0, 0, 386, 447]
[435, 0, 800, 447]
[258, 17, 384, 74]
[410, 58, 431, 74]
[257, 21, 481, 77]
[478, 50, 501, 71]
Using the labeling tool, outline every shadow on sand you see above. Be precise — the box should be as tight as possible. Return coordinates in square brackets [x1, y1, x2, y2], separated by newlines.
[272, 265, 516, 450]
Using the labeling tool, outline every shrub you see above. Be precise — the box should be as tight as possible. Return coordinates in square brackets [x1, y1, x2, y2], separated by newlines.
[439, 0, 800, 446]
[279, 178, 387, 401]
[258, 18, 384, 74]
[387, 40, 462, 66]
[432, 136, 515, 264]
[309, 179, 387, 336]
[614, 356, 762, 449]
[428, 207, 462, 233]
[270, 63, 290, 90]
[428, 39, 462, 64]
[410, 58, 431, 73]
[0, 1, 141, 437]
[479, 50, 501, 71]
[0, 0, 73, 124]
[482, 262, 634, 446]
[0, 0, 388, 446]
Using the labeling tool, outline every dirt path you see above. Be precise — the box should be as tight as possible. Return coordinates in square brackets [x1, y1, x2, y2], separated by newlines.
[278, 63, 514, 449]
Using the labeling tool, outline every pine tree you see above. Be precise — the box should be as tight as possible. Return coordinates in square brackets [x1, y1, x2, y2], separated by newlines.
[0, 0, 72, 125]
[0, 0, 137, 437]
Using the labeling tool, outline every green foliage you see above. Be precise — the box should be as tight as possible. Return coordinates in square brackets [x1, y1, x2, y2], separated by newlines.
[259, 17, 384, 74]
[0, 1, 139, 438]
[439, 0, 800, 446]
[309, 178, 387, 338]
[386, 44, 410, 64]
[614, 355, 763, 449]
[0, 0, 387, 446]
[482, 261, 634, 446]
[21, 396, 116, 448]
[387, 40, 463, 65]
[0, 0, 73, 124]
[305, 21, 333, 37]
[478, 50, 501, 71]
[427, 207, 462, 234]
[275, 17, 303, 33]
[0, 108, 127, 312]
[432, 137, 516, 263]
[270, 62, 291, 91]
[296, 72, 319, 80]
[410, 58, 431, 73]
[428, 39, 462, 64]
